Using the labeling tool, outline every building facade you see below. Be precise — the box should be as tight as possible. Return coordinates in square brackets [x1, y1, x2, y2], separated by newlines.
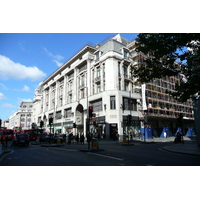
[33, 34, 194, 139]
[9, 102, 33, 130]
[128, 41, 194, 136]
[33, 34, 143, 139]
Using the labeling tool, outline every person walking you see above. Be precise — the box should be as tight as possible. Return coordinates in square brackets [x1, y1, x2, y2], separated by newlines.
[80, 133, 85, 144]
[68, 132, 73, 144]
[76, 133, 79, 144]
[86, 132, 92, 149]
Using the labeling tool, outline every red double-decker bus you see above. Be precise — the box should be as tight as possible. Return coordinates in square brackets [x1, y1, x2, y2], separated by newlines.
[2, 129, 14, 140]
[24, 129, 38, 140]
[13, 126, 22, 133]
[0, 127, 7, 132]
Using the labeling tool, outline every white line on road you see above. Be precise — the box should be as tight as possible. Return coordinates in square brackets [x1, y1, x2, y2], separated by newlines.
[87, 152, 124, 161]
[51, 148, 77, 152]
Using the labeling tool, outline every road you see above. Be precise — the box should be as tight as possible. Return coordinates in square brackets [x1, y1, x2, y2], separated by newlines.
[0, 141, 200, 166]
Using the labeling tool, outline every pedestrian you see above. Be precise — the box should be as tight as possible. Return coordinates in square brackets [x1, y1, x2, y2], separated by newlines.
[68, 132, 73, 144]
[10, 135, 17, 147]
[1, 135, 5, 149]
[80, 133, 85, 144]
[87, 132, 92, 149]
[139, 131, 143, 139]
[5, 135, 8, 148]
[116, 132, 119, 141]
[76, 133, 79, 144]
[63, 133, 66, 143]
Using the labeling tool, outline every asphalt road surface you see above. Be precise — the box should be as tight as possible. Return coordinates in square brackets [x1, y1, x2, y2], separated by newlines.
[1, 141, 200, 166]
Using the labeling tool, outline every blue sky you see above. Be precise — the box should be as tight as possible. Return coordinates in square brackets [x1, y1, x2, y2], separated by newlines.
[0, 33, 138, 121]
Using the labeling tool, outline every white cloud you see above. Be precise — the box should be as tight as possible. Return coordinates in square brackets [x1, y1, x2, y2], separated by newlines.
[0, 55, 46, 81]
[43, 47, 64, 67]
[22, 85, 30, 92]
[14, 85, 30, 92]
[43, 47, 64, 61]
[53, 60, 63, 67]
[0, 92, 7, 100]
[2, 103, 16, 108]
[17, 98, 32, 104]
[0, 83, 8, 90]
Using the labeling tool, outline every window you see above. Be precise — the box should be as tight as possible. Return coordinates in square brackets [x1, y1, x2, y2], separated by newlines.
[96, 52, 99, 61]
[125, 81, 129, 91]
[124, 50, 128, 58]
[118, 62, 121, 74]
[103, 64, 105, 78]
[110, 96, 116, 109]
[123, 64, 128, 76]
[97, 83, 101, 93]
[97, 67, 101, 77]
[81, 89, 85, 98]
[119, 79, 121, 90]
[56, 111, 62, 119]
[123, 97, 137, 111]
[103, 81, 105, 91]
[69, 94, 72, 103]
[81, 75, 85, 86]
[65, 108, 72, 118]
[90, 98, 102, 112]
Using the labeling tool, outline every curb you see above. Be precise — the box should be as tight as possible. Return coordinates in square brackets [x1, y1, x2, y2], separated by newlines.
[161, 147, 200, 157]
[121, 143, 135, 146]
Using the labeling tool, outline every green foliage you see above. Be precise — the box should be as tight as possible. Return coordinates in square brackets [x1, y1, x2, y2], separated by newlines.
[132, 33, 200, 102]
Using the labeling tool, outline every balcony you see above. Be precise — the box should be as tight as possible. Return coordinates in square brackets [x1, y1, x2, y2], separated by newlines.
[79, 84, 86, 90]
[94, 76, 101, 83]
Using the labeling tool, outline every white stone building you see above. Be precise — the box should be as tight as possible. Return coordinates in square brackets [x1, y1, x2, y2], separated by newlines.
[9, 102, 33, 130]
[33, 34, 142, 139]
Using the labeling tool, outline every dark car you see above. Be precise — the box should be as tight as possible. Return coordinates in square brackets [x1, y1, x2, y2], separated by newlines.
[45, 134, 63, 143]
[14, 133, 30, 147]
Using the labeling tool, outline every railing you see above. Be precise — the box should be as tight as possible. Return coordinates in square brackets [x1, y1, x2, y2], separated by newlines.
[95, 76, 101, 82]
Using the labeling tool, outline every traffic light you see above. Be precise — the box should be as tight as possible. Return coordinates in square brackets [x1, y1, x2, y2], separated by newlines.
[0, 118, 2, 127]
[73, 122, 76, 128]
[49, 117, 53, 125]
[127, 115, 132, 125]
[89, 106, 93, 119]
[40, 120, 44, 128]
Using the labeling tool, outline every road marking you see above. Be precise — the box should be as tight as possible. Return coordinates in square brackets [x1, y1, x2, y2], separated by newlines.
[50, 148, 77, 152]
[0, 150, 14, 162]
[87, 152, 124, 161]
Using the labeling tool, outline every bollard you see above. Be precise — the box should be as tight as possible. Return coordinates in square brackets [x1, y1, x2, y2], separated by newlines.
[92, 138, 99, 149]
[57, 138, 61, 144]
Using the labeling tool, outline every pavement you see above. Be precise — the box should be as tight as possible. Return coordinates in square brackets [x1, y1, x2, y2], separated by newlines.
[0, 136, 200, 158]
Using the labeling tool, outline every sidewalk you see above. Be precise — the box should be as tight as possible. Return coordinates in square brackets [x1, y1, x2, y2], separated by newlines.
[131, 136, 200, 156]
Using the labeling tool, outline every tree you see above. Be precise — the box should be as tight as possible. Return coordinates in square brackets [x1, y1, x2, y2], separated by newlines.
[132, 33, 200, 102]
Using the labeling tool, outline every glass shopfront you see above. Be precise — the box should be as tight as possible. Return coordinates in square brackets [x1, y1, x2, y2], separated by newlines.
[123, 116, 140, 138]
